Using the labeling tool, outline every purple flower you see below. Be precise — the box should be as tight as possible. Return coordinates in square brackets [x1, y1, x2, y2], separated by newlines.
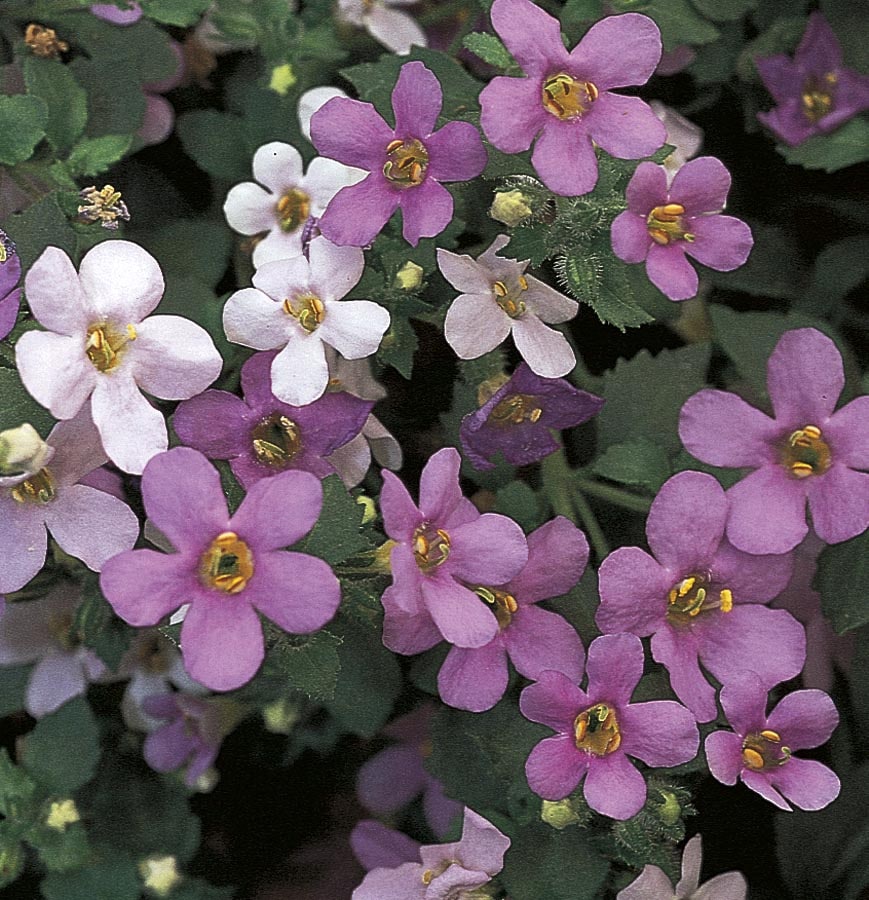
[596, 471, 802, 723]
[90, 2, 142, 25]
[138, 40, 184, 147]
[142, 692, 224, 788]
[173, 350, 373, 490]
[351, 807, 510, 900]
[379, 447, 528, 653]
[755, 12, 869, 147]
[356, 705, 461, 838]
[0, 584, 107, 719]
[521, 633, 699, 820]
[705, 675, 840, 811]
[611, 157, 754, 302]
[679, 327, 869, 553]
[480, 0, 666, 197]
[617, 834, 747, 900]
[460, 362, 604, 470]
[438, 517, 588, 712]
[15, 241, 222, 474]
[100, 447, 341, 692]
[439, 235, 579, 378]
[311, 61, 487, 247]
[351, 820, 421, 872]
[0, 229, 21, 341]
[0, 409, 139, 593]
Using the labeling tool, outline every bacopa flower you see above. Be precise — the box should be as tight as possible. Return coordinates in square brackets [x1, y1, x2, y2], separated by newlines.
[679, 327, 869, 554]
[352, 807, 510, 900]
[15, 241, 222, 474]
[596, 471, 802, 723]
[0, 229, 21, 341]
[100, 447, 341, 691]
[138, 40, 185, 147]
[705, 675, 840, 811]
[298, 87, 348, 143]
[223, 142, 364, 267]
[337, 0, 426, 55]
[351, 820, 421, 873]
[617, 834, 747, 900]
[173, 350, 373, 490]
[611, 157, 754, 302]
[480, 0, 666, 197]
[440, 235, 578, 378]
[438, 517, 588, 713]
[521, 633, 699, 820]
[460, 362, 604, 470]
[223, 236, 390, 407]
[0, 410, 139, 593]
[380, 447, 528, 652]
[90, 2, 142, 25]
[755, 12, 869, 147]
[311, 61, 487, 247]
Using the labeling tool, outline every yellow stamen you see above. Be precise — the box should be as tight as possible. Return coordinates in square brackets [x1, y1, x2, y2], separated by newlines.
[412, 525, 451, 571]
[11, 468, 56, 505]
[741, 730, 792, 770]
[475, 586, 519, 629]
[646, 203, 694, 246]
[383, 138, 429, 188]
[283, 293, 325, 333]
[492, 278, 527, 318]
[666, 574, 733, 625]
[200, 531, 254, 594]
[574, 703, 621, 756]
[276, 188, 310, 232]
[782, 425, 831, 479]
[85, 322, 135, 372]
[742, 747, 765, 770]
[251, 414, 302, 467]
[25, 23, 68, 58]
[542, 73, 599, 119]
[760, 729, 781, 742]
[719, 588, 733, 613]
[801, 72, 837, 123]
[488, 394, 544, 426]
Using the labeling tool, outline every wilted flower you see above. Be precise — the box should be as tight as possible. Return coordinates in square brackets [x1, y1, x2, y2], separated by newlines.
[77, 185, 131, 230]
[24, 23, 68, 58]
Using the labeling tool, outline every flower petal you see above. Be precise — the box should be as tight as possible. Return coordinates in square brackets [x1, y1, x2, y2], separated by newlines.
[78, 240, 164, 322]
[619, 699, 699, 766]
[232, 468, 323, 550]
[726, 465, 808, 555]
[686, 215, 754, 272]
[587, 93, 666, 160]
[618, 865, 676, 899]
[525, 734, 589, 800]
[807, 464, 869, 544]
[583, 752, 646, 819]
[568, 13, 662, 90]
[173, 390, 252, 459]
[366, 5, 426, 55]
[825, 395, 869, 469]
[223, 288, 289, 351]
[645, 243, 698, 301]
[26, 653, 88, 719]
[307, 237, 365, 301]
[532, 121, 598, 196]
[704, 730, 743, 785]
[426, 121, 487, 183]
[524, 276, 578, 324]
[270, 336, 329, 407]
[480, 75, 548, 153]
[23, 246, 88, 335]
[437, 642, 509, 712]
[597, 546, 670, 637]
[585, 632, 644, 707]
[505, 605, 584, 683]
[318, 175, 400, 247]
[357, 745, 427, 814]
[444, 293, 511, 360]
[611, 211, 651, 264]
[510, 517, 589, 604]
[490, 0, 568, 75]
[381, 592, 442, 654]
[670, 156, 732, 214]
[625, 162, 668, 213]
[511, 314, 575, 378]
[223, 181, 276, 235]
[437, 248, 494, 294]
[766, 689, 839, 750]
[399, 178, 454, 247]
[651, 626, 716, 722]
[767, 756, 840, 811]
[448, 513, 528, 585]
[520, 669, 586, 732]
[741, 769, 791, 810]
[252, 141, 304, 194]
[392, 61, 441, 136]
[0, 498, 46, 593]
[15, 331, 96, 420]
[421, 574, 499, 648]
[320, 300, 390, 360]
[310, 97, 392, 170]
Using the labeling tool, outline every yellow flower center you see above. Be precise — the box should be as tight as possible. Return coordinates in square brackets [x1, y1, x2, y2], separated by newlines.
[200, 531, 254, 594]
[85, 322, 137, 372]
[276, 188, 310, 232]
[488, 393, 543, 426]
[801, 72, 838, 123]
[383, 138, 429, 187]
[741, 729, 791, 771]
[25, 23, 68, 59]
[492, 275, 528, 318]
[412, 524, 451, 571]
[666, 574, 733, 626]
[251, 413, 303, 467]
[646, 203, 695, 246]
[574, 702, 621, 756]
[474, 586, 519, 629]
[282, 293, 325, 333]
[542, 74, 599, 120]
[782, 424, 831, 479]
[10, 467, 56, 505]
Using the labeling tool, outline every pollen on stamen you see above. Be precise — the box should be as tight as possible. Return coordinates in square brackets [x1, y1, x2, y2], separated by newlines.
[283, 293, 325, 333]
[542, 73, 599, 120]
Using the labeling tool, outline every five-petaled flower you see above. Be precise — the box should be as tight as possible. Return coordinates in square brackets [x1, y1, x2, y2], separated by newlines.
[679, 327, 869, 554]
[480, 0, 666, 196]
[611, 157, 754, 301]
[311, 61, 487, 247]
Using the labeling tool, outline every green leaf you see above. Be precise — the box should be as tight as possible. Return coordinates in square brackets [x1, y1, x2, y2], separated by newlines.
[295, 475, 371, 565]
[177, 110, 251, 181]
[0, 748, 38, 820]
[69, 59, 145, 137]
[691, 0, 755, 21]
[597, 343, 712, 453]
[23, 57, 87, 153]
[377, 314, 418, 379]
[495, 481, 542, 531]
[500, 821, 610, 900]
[0, 666, 30, 718]
[31, 821, 90, 872]
[799, 235, 869, 317]
[66, 134, 132, 177]
[708, 223, 804, 299]
[41, 851, 141, 900]
[506, 223, 553, 267]
[645, 0, 720, 49]
[140, 0, 212, 25]
[560, 0, 604, 25]
[264, 629, 342, 701]
[462, 32, 515, 69]
[22, 698, 101, 793]
[73, 575, 131, 672]
[592, 438, 672, 492]
[0, 368, 56, 437]
[5, 192, 75, 272]
[779, 118, 869, 173]
[0, 95, 48, 165]
[0, 824, 25, 888]
[816, 530, 869, 633]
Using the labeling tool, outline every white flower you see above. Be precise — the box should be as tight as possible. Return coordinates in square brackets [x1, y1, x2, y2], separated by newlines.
[223, 141, 364, 268]
[337, 0, 426, 55]
[223, 236, 391, 406]
[439, 235, 578, 378]
[298, 86, 348, 143]
[16, 241, 222, 474]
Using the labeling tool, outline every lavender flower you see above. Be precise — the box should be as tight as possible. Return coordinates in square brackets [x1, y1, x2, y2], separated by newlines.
[350, 820, 420, 872]
[337, 0, 426, 55]
[311, 61, 487, 247]
[611, 157, 754, 302]
[173, 350, 373, 490]
[438, 517, 588, 712]
[0, 229, 21, 341]
[16, 241, 222, 474]
[352, 807, 510, 900]
[521, 633, 699, 820]
[138, 40, 185, 147]
[298, 87, 348, 143]
[90, 2, 142, 25]
[755, 12, 869, 147]
[439, 236, 579, 378]
[100, 448, 341, 691]
[596, 471, 802, 723]
[480, 0, 666, 196]
[618, 834, 747, 900]
[460, 363, 604, 470]
[705, 675, 840, 811]
[679, 327, 869, 553]
[379, 447, 528, 653]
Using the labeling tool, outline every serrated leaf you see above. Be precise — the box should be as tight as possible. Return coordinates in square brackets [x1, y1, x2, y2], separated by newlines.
[462, 32, 515, 69]
[23, 58, 87, 153]
[295, 475, 371, 565]
[779, 118, 869, 173]
[816, 530, 869, 633]
[264, 629, 342, 701]
[4, 192, 75, 272]
[140, 0, 212, 25]
[66, 134, 132, 177]
[592, 438, 672, 492]
[0, 95, 48, 165]
[506, 223, 552, 267]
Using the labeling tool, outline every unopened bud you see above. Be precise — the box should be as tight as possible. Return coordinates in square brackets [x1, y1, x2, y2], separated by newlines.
[657, 790, 681, 825]
[269, 63, 296, 96]
[490, 189, 533, 227]
[0, 424, 51, 476]
[45, 798, 80, 831]
[371, 538, 397, 574]
[262, 698, 301, 734]
[356, 494, 377, 524]
[138, 855, 182, 897]
[541, 798, 580, 830]
[394, 260, 424, 290]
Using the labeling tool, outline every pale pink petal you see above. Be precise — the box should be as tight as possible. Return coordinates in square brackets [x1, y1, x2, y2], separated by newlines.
[223, 181, 277, 235]
[444, 293, 511, 359]
[15, 331, 96, 419]
[45, 407, 107, 486]
[320, 300, 390, 360]
[437, 248, 492, 294]
[270, 336, 329, 406]
[524, 276, 578, 323]
[251, 229, 305, 267]
[26, 653, 87, 718]
[223, 288, 291, 351]
[298, 87, 347, 142]
[252, 142, 304, 194]
[303, 157, 367, 214]
[327, 433, 371, 487]
[617, 865, 675, 899]
[0, 497, 46, 592]
[511, 314, 575, 378]
[251, 256, 312, 302]
[23, 246, 87, 335]
[308, 237, 365, 300]
[366, 5, 426, 55]
[78, 240, 164, 322]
